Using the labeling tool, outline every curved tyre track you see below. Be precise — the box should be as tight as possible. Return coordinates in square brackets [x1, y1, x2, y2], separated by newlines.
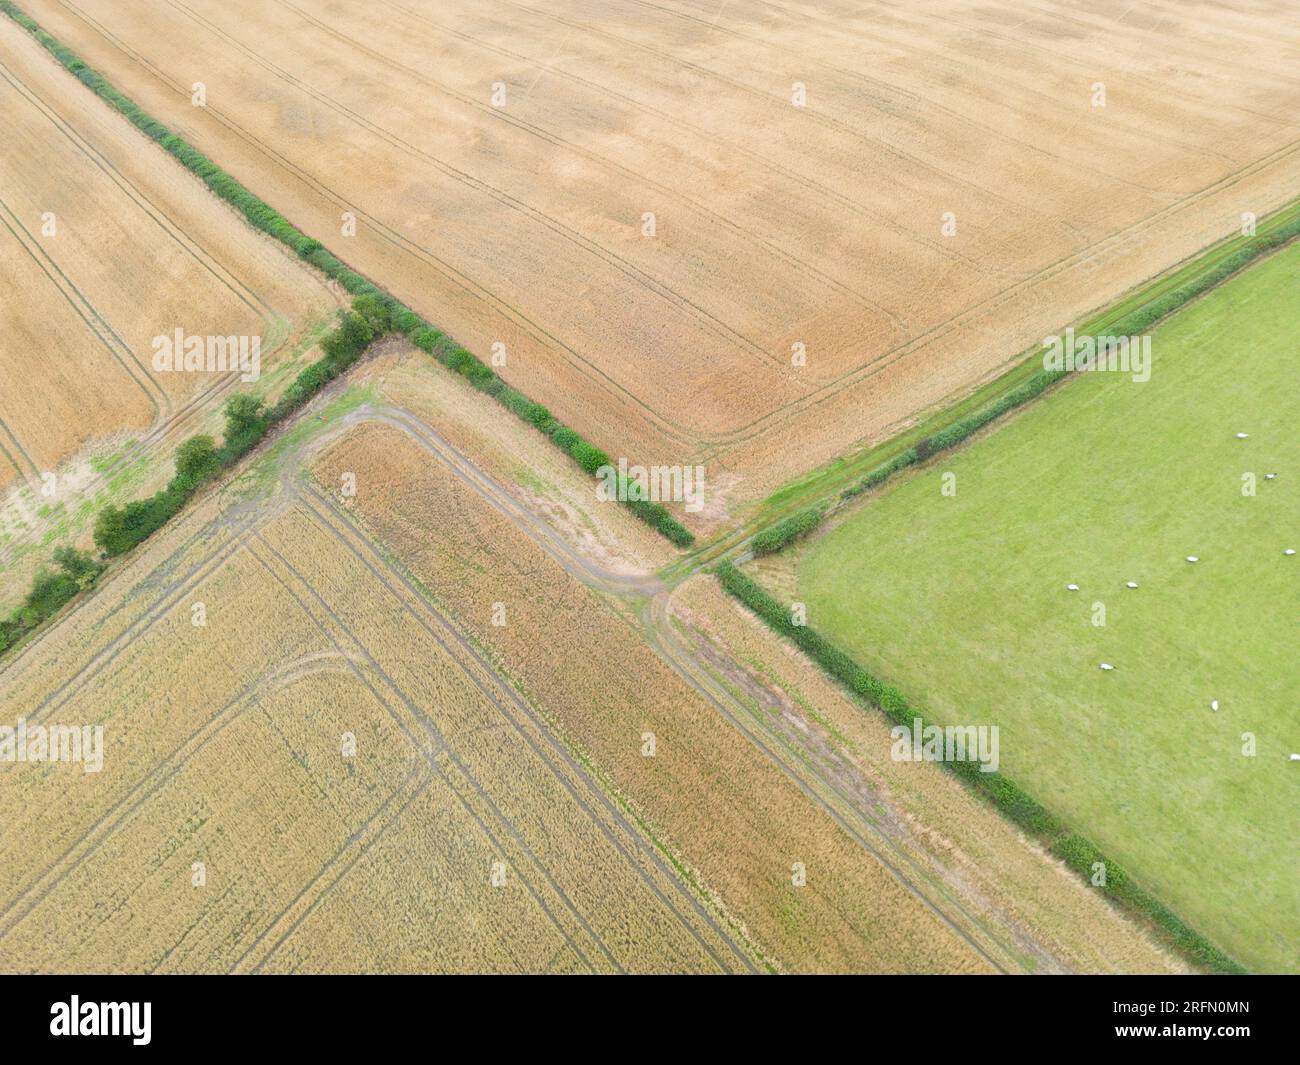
[246, 531, 620, 974]
[303, 406, 1037, 972]
[296, 483, 757, 974]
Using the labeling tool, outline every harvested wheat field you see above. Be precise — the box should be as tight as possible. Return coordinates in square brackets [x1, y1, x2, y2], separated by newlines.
[0, 12, 336, 498]
[20, 0, 1300, 510]
[0, 469, 748, 972]
[306, 417, 996, 972]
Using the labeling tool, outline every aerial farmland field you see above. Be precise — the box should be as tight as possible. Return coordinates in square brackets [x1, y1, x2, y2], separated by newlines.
[0, 432, 749, 973]
[792, 239, 1300, 973]
[0, 0, 1297, 1013]
[0, 12, 337, 596]
[18, 0, 1300, 509]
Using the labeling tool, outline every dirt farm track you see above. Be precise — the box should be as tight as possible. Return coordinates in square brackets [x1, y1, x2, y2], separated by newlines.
[18, 0, 1300, 504]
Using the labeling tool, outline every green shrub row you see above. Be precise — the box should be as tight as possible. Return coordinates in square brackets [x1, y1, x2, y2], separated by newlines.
[714, 560, 1247, 974]
[750, 506, 823, 555]
[404, 328, 693, 545]
[0, 0, 692, 549]
[0, 547, 103, 655]
[91, 306, 376, 559]
[840, 218, 1300, 503]
[0, 301, 373, 657]
[1047, 832, 1246, 971]
[620, 490, 695, 548]
[843, 367, 1070, 500]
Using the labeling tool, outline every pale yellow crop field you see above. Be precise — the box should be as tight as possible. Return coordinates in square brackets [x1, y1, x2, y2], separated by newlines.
[306, 418, 1000, 972]
[21, 0, 1300, 505]
[0, 481, 745, 972]
[0, 13, 336, 494]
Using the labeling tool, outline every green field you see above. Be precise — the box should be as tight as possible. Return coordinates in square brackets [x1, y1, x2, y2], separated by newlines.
[796, 241, 1300, 973]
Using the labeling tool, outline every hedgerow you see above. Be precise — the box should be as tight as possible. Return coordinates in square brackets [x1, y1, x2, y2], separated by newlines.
[715, 559, 1246, 973]
[751, 506, 823, 555]
[838, 217, 1300, 503]
[0, 0, 691, 555]
[0, 547, 103, 655]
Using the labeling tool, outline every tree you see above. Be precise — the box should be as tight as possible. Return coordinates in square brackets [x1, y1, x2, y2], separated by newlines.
[221, 393, 268, 460]
[352, 294, 392, 334]
[52, 545, 103, 589]
[174, 434, 221, 488]
[223, 393, 264, 438]
[93, 505, 130, 557]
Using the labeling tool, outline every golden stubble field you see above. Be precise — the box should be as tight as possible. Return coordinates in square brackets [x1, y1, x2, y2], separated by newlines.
[0, 480, 747, 972]
[308, 419, 994, 972]
[0, 14, 336, 496]
[20, 0, 1300, 508]
[0, 340, 1189, 971]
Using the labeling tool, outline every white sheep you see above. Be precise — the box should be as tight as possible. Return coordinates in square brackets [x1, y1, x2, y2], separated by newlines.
[1236, 432, 1249, 439]
[1286, 549, 1296, 557]
[1210, 700, 1219, 711]
[1100, 663, 1115, 671]
[1186, 556, 1199, 563]
[1126, 581, 1139, 589]
[1067, 583, 1079, 591]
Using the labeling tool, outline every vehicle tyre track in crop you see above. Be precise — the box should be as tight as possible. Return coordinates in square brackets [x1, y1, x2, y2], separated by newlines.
[247, 532, 617, 974]
[9, 511, 259, 723]
[227, 764, 431, 975]
[296, 407, 1018, 971]
[280, 0, 906, 347]
[0, 676, 262, 941]
[166, 0, 784, 374]
[298, 483, 758, 974]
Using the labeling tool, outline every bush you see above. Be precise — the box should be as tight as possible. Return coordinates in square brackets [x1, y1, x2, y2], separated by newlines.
[219, 393, 269, 462]
[22, 568, 79, 621]
[93, 486, 188, 558]
[52, 545, 103, 589]
[751, 507, 823, 555]
[570, 441, 610, 475]
[173, 434, 221, 489]
[351, 294, 392, 333]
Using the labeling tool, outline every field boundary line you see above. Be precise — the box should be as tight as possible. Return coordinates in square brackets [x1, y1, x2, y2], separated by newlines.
[7, 0, 702, 452]
[0, 0, 690, 665]
[670, 200, 1300, 576]
[34, 0, 1300, 462]
[246, 530, 620, 974]
[714, 561, 1245, 974]
[296, 484, 759, 974]
[642, 587, 1018, 973]
[695, 226, 1300, 971]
